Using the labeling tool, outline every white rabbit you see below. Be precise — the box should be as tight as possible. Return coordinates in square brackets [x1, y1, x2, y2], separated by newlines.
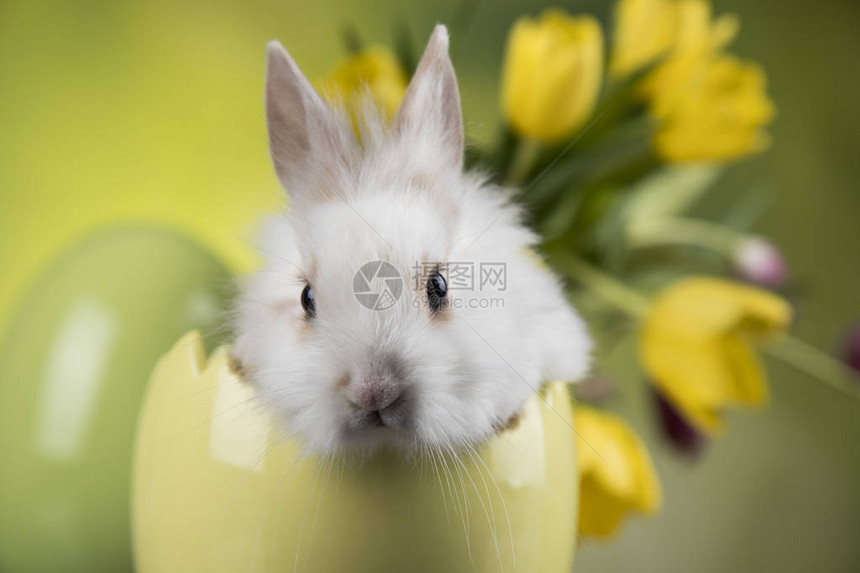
[233, 24, 591, 455]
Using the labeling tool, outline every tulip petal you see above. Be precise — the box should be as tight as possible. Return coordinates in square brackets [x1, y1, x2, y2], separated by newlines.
[610, 0, 676, 77]
[576, 406, 662, 538]
[640, 277, 790, 435]
[721, 337, 769, 407]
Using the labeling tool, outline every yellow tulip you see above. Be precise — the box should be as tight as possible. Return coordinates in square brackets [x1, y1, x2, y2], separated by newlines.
[610, 0, 739, 77]
[319, 46, 408, 124]
[640, 278, 792, 434]
[651, 55, 776, 162]
[671, 0, 739, 54]
[576, 405, 662, 538]
[610, 0, 675, 77]
[501, 9, 604, 143]
[617, 0, 774, 162]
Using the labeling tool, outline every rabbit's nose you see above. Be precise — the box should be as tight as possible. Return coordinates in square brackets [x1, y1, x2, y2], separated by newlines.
[346, 352, 409, 427]
[350, 378, 402, 412]
[350, 352, 406, 410]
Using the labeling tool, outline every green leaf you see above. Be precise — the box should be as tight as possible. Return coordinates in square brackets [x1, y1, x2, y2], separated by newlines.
[623, 165, 723, 230]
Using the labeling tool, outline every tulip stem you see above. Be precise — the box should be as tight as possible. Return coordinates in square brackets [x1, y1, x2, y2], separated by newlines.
[628, 217, 740, 254]
[766, 336, 860, 401]
[559, 255, 860, 401]
[506, 138, 543, 186]
[559, 255, 649, 317]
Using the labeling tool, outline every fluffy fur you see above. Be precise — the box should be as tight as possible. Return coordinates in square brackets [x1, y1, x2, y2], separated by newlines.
[233, 25, 592, 455]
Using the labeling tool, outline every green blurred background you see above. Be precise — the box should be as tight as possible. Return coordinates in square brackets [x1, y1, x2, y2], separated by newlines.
[1, 1, 858, 572]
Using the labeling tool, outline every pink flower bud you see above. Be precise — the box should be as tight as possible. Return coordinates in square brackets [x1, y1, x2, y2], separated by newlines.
[732, 236, 788, 288]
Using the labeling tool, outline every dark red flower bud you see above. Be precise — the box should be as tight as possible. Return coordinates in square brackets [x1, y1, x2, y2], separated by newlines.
[653, 389, 705, 456]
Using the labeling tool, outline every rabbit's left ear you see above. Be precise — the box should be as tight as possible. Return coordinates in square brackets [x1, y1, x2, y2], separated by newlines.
[394, 25, 464, 171]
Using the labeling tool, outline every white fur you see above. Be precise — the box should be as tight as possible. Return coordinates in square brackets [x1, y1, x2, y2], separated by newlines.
[233, 26, 591, 455]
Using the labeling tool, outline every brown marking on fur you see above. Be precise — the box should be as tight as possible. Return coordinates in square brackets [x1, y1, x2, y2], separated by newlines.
[228, 353, 251, 382]
[297, 314, 314, 339]
[310, 179, 349, 204]
[430, 301, 453, 324]
[493, 411, 522, 435]
[336, 371, 351, 390]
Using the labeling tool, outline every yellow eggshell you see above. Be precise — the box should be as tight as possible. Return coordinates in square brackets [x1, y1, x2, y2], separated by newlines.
[133, 332, 578, 573]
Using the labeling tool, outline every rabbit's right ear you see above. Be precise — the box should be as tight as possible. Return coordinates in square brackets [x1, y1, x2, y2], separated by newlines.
[265, 41, 356, 203]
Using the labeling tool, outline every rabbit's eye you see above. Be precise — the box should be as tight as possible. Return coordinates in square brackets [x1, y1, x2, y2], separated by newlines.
[427, 273, 448, 313]
[301, 284, 316, 318]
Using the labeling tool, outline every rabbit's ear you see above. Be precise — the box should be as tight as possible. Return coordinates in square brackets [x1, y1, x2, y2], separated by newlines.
[265, 41, 356, 202]
[394, 25, 464, 171]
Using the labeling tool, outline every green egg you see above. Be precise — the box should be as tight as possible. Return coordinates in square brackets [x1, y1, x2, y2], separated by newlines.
[0, 226, 234, 572]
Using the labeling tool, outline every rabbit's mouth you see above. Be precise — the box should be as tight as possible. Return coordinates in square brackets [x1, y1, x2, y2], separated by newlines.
[345, 395, 413, 434]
